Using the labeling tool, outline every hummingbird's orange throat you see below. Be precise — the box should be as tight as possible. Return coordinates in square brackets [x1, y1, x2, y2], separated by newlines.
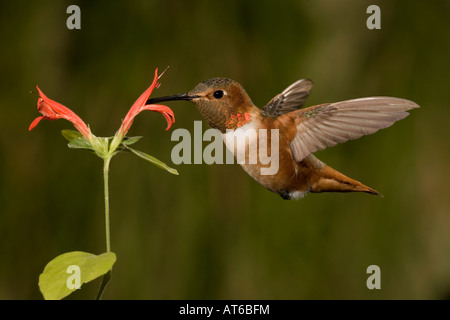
[227, 112, 252, 128]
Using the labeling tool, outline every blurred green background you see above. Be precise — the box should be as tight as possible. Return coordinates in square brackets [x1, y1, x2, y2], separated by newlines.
[0, 0, 449, 299]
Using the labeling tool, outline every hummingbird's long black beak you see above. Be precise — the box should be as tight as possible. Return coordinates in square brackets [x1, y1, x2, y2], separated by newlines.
[146, 93, 199, 105]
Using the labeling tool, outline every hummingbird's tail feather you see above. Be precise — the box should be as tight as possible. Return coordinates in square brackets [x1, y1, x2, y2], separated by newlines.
[308, 160, 382, 196]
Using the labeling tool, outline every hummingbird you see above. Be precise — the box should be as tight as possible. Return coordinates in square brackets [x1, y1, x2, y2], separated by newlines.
[147, 77, 419, 200]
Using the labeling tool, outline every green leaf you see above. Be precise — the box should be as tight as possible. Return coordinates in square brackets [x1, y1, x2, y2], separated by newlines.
[125, 146, 179, 175]
[68, 137, 94, 150]
[61, 130, 93, 150]
[121, 136, 143, 146]
[38, 251, 116, 300]
[61, 129, 83, 142]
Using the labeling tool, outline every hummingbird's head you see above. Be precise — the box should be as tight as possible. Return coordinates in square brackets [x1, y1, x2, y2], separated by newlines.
[147, 78, 255, 132]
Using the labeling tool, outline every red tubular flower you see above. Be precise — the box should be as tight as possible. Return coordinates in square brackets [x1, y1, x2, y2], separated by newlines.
[29, 86, 91, 140]
[119, 68, 175, 136]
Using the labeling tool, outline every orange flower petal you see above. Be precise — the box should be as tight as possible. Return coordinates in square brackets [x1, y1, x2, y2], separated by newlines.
[32, 86, 91, 139]
[29, 116, 45, 131]
[119, 68, 174, 135]
[141, 104, 175, 131]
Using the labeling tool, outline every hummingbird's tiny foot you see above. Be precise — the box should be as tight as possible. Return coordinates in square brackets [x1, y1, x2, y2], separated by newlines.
[279, 190, 291, 200]
[278, 190, 308, 200]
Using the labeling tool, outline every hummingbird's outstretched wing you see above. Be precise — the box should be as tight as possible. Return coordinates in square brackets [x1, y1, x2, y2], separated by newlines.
[262, 79, 313, 117]
[283, 97, 419, 162]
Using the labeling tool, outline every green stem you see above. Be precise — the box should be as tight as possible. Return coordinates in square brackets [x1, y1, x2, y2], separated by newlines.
[96, 155, 112, 300]
[96, 271, 111, 300]
[103, 156, 111, 253]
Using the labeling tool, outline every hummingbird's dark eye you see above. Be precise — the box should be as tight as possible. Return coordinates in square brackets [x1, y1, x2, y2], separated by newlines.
[213, 90, 224, 99]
